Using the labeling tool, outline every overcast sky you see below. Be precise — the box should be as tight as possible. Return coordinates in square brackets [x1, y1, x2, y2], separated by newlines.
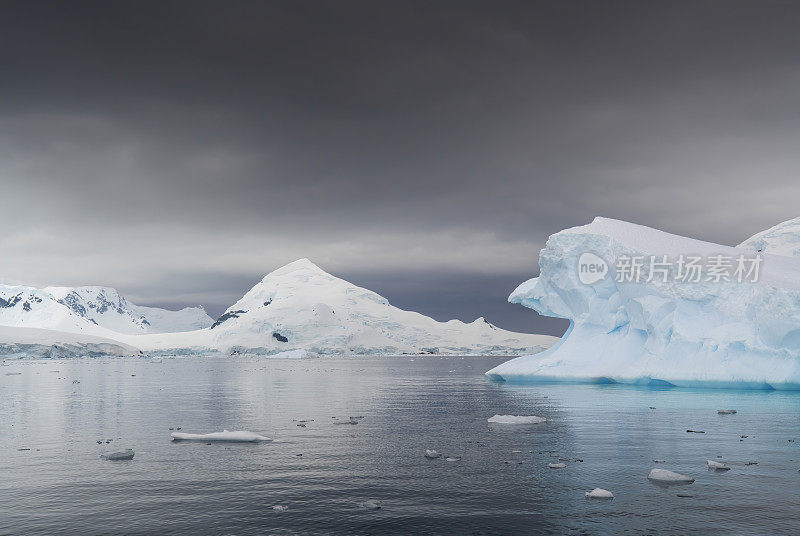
[1, 1, 798, 334]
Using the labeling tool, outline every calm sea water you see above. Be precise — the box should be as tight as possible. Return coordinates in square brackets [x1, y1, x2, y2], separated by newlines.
[1, 355, 799, 535]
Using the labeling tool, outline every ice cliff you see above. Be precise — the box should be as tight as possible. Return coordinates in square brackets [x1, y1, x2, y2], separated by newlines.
[486, 217, 800, 390]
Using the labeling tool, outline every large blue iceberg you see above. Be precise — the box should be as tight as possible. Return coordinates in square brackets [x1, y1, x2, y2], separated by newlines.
[487, 217, 800, 390]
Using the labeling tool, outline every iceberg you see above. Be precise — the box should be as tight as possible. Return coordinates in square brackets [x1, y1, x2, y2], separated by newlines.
[487, 217, 800, 390]
[585, 488, 614, 499]
[707, 460, 730, 471]
[647, 469, 694, 484]
[170, 430, 272, 442]
[487, 414, 547, 424]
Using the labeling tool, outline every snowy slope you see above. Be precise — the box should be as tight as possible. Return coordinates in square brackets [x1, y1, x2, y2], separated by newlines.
[486, 217, 800, 390]
[0, 325, 140, 358]
[738, 217, 800, 257]
[0, 285, 104, 335]
[121, 259, 557, 356]
[0, 284, 212, 337]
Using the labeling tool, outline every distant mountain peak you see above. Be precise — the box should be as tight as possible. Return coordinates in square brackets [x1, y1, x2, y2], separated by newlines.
[262, 258, 330, 280]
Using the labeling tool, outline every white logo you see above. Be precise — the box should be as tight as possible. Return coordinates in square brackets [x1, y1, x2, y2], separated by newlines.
[578, 252, 609, 285]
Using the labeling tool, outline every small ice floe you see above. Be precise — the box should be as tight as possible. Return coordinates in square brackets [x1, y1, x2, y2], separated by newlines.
[585, 488, 614, 499]
[272, 505, 288, 512]
[488, 415, 547, 425]
[333, 418, 358, 425]
[359, 499, 382, 510]
[647, 468, 694, 484]
[101, 449, 135, 461]
[424, 449, 442, 459]
[717, 409, 737, 415]
[445, 456, 461, 462]
[511, 450, 523, 453]
[707, 460, 731, 471]
[170, 430, 271, 442]
[548, 463, 566, 469]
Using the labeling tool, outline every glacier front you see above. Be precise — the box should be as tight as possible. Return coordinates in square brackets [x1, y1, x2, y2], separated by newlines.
[486, 217, 800, 390]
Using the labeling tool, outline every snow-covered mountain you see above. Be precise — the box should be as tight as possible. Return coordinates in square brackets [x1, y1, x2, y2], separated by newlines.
[121, 259, 557, 356]
[486, 217, 800, 390]
[0, 284, 213, 337]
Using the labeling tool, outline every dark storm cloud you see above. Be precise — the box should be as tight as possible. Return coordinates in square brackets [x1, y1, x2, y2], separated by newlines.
[0, 1, 798, 334]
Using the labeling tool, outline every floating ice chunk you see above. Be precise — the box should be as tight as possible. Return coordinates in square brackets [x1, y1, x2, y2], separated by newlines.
[359, 499, 382, 510]
[170, 430, 272, 442]
[445, 456, 461, 462]
[272, 505, 288, 512]
[548, 463, 566, 469]
[424, 449, 441, 459]
[487, 415, 547, 424]
[717, 409, 737, 415]
[647, 468, 694, 483]
[707, 460, 731, 471]
[333, 418, 358, 425]
[585, 488, 614, 499]
[101, 449, 134, 461]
